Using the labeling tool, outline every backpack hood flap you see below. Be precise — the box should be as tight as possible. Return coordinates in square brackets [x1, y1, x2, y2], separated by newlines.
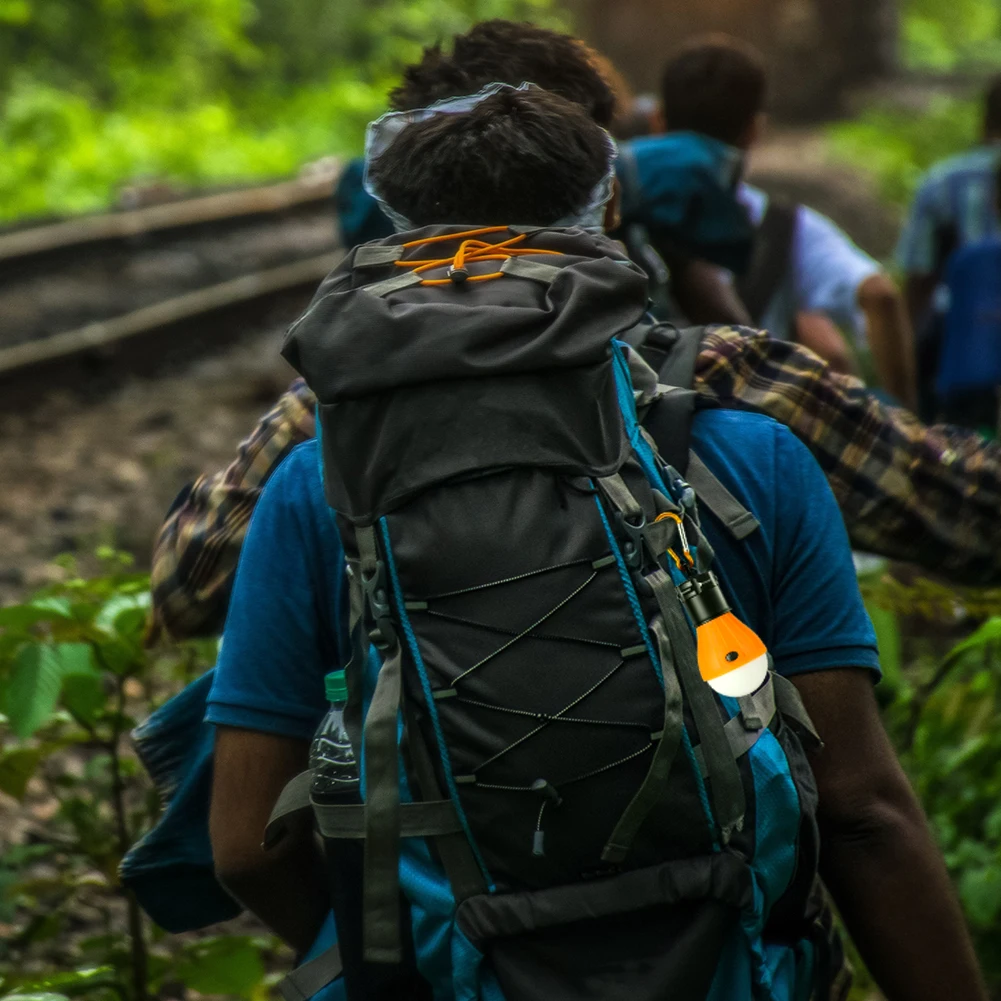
[284, 227, 648, 521]
[283, 226, 650, 403]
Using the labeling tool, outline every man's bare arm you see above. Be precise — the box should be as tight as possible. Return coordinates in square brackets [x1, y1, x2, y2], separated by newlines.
[792, 669, 987, 1001]
[794, 312, 859, 378]
[210, 727, 329, 954]
[859, 273, 917, 410]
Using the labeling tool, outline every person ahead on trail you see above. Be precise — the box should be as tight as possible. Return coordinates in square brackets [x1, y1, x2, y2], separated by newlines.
[205, 81, 985, 1001]
[619, 35, 916, 408]
[900, 74, 1001, 420]
[931, 159, 1001, 434]
[148, 21, 1001, 645]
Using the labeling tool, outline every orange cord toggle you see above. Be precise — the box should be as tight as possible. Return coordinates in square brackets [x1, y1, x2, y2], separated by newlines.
[395, 226, 560, 286]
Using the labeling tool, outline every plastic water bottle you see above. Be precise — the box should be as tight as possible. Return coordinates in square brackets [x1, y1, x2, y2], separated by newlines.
[309, 671, 429, 999]
[310, 670, 359, 800]
[311, 671, 366, 996]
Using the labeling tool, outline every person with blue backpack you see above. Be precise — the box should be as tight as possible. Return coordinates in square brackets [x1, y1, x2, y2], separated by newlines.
[203, 80, 986, 1001]
[930, 158, 1001, 434]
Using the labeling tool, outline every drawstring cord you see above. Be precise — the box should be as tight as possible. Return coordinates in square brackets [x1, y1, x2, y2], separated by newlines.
[394, 226, 561, 286]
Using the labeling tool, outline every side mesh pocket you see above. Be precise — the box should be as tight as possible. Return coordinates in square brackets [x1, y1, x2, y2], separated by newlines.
[455, 854, 753, 1001]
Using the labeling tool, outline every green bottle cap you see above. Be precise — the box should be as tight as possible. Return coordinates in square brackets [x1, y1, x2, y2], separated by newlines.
[325, 670, 349, 703]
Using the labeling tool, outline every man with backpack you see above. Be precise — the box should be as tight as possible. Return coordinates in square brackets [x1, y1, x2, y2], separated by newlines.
[932, 157, 1001, 434]
[621, 36, 916, 409]
[901, 77, 1001, 428]
[204, 79, 986, 1001]
[899, 74, 1001, 421]
[149, 21, 1001, 649]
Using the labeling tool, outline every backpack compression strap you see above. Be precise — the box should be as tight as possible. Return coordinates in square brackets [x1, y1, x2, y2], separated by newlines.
[736, 198, 797, 328]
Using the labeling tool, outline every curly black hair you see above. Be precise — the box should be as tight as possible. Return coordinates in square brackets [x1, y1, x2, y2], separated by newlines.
[369, 87, 612, 227]
[389, 19, 618, 128]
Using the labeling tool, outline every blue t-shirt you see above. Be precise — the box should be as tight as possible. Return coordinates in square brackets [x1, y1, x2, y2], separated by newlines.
[207, 411, 879, 739]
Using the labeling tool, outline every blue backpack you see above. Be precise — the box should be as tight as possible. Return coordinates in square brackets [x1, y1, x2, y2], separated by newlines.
[939, 237, 1001, 413]
[268, 225, 841, 1001]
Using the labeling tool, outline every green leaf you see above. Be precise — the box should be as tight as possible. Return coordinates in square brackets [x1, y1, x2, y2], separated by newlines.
[1, 967, 116, 997]
[55, 644, 104, 725]
[4, 646, 64, 739]
[93, 593, 149, 638]
[959, 865, 1001, 927]
[174, 936, 266, 997]
[942, 618, 1001, 671]
[0, 748, 43, 800]
[0, 599, 73, 633]
[868, 605, 902, 691]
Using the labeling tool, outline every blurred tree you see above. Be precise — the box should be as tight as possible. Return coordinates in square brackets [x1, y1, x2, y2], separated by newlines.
[0, 0, 255, 106]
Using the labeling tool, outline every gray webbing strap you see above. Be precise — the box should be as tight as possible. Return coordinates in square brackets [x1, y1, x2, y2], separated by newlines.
[343, 565, 367, 758]
[686, 452, 760, 541]
[362, 641, 404, 964]
[403, 704, 487, 902]
[597, 473, 643, 520]
[499, 256, 563, 284]
[354, 524, 406, 964]
[737, 679, 776, 731]
[279, 944, 342, 1001]
[264, 770, 313, 849]
[363, 270, 423, 298]
[314, 799, 462, 839]
[354, 245, 405, 268]
[645, 569, 745, 842]
[772, 673, 823, 749]
[356, 525, 379, 574]
[601, 617, 684, 864]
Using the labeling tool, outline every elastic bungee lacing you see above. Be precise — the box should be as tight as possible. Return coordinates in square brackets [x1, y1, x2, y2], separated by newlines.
[395, 225, 562, 285]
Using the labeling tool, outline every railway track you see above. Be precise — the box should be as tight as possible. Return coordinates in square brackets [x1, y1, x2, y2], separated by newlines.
[0, 166, 345, 396]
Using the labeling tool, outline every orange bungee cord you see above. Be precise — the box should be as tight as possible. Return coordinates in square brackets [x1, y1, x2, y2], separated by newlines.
[394, 227, 561, 286]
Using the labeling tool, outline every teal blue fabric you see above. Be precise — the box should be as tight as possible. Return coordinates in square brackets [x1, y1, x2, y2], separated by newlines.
[120, 671, 240, 932]
[336, 158, 394, 248]
[616, 131, 754, 273]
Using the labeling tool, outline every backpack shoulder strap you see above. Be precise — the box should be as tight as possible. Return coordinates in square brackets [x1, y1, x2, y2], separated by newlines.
[637, 326, 761, 540]
[685, 453, 760, 541]
[639, 325, 705, 474]
[736, 198, 797, 326]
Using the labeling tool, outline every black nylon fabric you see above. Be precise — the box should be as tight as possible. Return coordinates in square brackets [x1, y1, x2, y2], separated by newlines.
[285, 225, 646, 521]
[318, 362, 627, 521]
[455, 855, 751, 1001]
[302, 226, 815, 997]
[283, 226, 649, 403]
[382, 460, 714, 892]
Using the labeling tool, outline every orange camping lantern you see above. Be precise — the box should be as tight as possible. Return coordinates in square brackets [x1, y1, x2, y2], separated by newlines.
[678, 571, 769, 698]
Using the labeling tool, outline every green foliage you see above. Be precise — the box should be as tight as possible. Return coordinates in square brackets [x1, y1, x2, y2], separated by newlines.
[904, 0, 1001, 70]
[0, 553, 231, 1001]
[5, 556, 999, 994]
[829, 0, 1001, 212]
[829, 95, 980, 210]
[0, 0, 568, 222]
[864, 578, 1001, 986]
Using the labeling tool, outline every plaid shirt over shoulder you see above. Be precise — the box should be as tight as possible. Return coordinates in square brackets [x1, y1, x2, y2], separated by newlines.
[149, 378, 317, 642]
[696, 326, 1001, 584]
[149, 327, 1001, 640]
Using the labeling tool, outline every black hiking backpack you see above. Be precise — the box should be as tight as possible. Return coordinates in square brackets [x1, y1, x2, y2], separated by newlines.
[268, 225, 847, 1001]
